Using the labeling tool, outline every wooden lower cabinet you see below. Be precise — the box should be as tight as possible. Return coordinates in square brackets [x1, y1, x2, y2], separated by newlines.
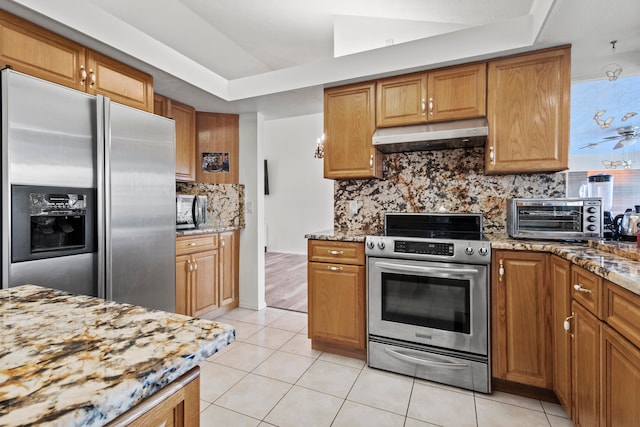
[550, 255, 572, 412]
[491, 250, 552, 388]
[307, 240, 366, 359]
[219, 230, 239, 310]
[106, 367, 200, 427]
[601, 325, 640, 427]
[176, 232, 239, 318]
[572, 300, 601, 426]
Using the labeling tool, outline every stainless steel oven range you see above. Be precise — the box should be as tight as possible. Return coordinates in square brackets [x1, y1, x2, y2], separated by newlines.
[366, 213, 491, 393]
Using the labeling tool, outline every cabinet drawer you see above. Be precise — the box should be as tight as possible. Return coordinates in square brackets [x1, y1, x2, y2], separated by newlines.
[605, 281, 640, 349]
[176, 234, 218, 255]
[571, 265, 603, 319]
[308, 240, 364, 265]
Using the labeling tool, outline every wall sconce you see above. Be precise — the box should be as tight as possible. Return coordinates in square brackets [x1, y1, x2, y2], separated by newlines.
[314, 134, 325, 159]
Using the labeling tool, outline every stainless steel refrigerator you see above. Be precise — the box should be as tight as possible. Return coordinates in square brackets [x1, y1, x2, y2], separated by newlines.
[1, 69, 176, 312]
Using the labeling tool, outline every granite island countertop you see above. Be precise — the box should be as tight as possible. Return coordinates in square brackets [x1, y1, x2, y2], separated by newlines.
[306, 229, 640, 296]
[0, 285, 235, 426]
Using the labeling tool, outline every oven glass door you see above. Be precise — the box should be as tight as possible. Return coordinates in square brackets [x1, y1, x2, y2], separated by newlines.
[368, 257, 488, 356]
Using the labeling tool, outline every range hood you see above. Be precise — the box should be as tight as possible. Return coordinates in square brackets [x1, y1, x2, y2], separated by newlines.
[372, 117, 488, 153]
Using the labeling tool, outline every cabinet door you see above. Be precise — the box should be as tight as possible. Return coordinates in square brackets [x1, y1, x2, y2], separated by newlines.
[427, 63, 486, 122]
[154, 93, 170, 117]
[170, 100, 196, 182]
[551, 256, 572, 411]
[492, 250, 552, 388]
[190, 250, 219, 318]
[601, 325, 640, 427]
[85, 50, 154, 112]
[324, 82, 382, 179]
[572, 301, 601, 427]
[376, 72, 427, 127]
[0, 11, 86, 90]
[308, 262, 365, 349]
[219, 230, 239, 308]
[486, 46, 570, 174]
[175, 254, 192, 316]
[196, 112, 239, 184]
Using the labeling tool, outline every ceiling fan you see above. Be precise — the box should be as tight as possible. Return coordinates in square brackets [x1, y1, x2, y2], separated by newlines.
[580, 125, 640, 150]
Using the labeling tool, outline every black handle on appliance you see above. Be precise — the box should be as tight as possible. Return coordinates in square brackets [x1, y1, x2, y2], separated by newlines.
[613, 214, 624, 238]
[191, 196, 200, 229]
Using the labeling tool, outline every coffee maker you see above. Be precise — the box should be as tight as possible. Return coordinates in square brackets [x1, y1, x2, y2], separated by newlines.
[587, 174, 614, 238]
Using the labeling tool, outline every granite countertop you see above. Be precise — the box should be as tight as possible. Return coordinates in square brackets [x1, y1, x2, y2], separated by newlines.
[177, 224, 242, 237]
[306, 229, 640, 296]
[0, 285, 235, 426]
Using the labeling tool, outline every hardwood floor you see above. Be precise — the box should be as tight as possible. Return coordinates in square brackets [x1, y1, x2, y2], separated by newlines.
[265, 252, 308, 313]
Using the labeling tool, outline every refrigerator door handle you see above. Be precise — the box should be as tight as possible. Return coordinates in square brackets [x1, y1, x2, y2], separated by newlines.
[99, 95, 113, 301]
[96, 95, 106, 299]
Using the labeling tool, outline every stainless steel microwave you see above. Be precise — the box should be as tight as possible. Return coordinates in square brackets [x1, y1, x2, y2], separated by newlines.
[507, 198, 602, 241]
[176, 194, 207, 229]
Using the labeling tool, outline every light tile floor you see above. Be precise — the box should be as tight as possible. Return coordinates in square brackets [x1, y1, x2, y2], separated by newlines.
[200, 307, 572, 427]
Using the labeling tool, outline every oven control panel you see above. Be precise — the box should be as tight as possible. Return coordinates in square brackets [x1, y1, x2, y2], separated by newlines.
[365, 236, 491, 264]
[394, 240, 454, 256]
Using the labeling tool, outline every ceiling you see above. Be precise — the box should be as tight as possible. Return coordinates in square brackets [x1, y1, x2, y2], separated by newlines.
[3, 0, 640, 119]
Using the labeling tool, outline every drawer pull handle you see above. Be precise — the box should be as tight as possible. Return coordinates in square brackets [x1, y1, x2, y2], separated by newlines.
[187, 260, 193, 272]
[563, 313, 574, 338]
[328, 266, 343, 271]
[574, 284, 593, 294]
[328, 250, 344, 255]
[498, 259, 504, 282]
[189, 242, 197, 246]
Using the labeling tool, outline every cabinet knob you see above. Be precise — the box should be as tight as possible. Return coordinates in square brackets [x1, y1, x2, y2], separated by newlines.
[489, 146, 495, 164]
[428, 97, 434, 116]
[89, 69, 96, 87]
[498, 259, 504, 282]
[221, 238, 225, 247]
[573, 283, 592, 294]
[369, 154, 374, 168]
[328, 266, 343, 271]
[421, 98, 426, 114]
[80, 65, 87, 85]
[187, 260, 193, 272]
[193, 261, 198, 271]
[189, 242, 197, 247]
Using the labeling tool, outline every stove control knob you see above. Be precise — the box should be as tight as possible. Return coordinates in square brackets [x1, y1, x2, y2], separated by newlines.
[586, 216, 597, 223]
[465, 246, 474, 255]
[479, 247, 489, 256]
[377, 240, 386, 250]
[587, 224, 597, 232]
[366, 240, 375, 249]
[587, 206, 597, 214]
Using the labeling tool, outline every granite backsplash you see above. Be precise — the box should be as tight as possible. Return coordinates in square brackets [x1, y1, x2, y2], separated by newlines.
[176, 182, 245, 228]
[334, 147, 566, 239]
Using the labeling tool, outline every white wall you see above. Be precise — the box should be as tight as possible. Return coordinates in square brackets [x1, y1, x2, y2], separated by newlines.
[238, 113, 266, 310]
[263, 113, 334, 254]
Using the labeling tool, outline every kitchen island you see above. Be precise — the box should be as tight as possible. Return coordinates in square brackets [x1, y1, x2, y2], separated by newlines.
[0, 284, 235, 426]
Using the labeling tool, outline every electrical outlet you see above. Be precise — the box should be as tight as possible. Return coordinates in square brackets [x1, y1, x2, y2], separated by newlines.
[349, 200, 359, 215]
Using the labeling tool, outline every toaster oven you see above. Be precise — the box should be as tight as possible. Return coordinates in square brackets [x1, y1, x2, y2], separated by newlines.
[507, 198, 602, 241]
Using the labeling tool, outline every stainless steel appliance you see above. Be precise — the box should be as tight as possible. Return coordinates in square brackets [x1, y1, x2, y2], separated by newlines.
[507, 198, 602, 241]
[176, 194, 207, 230]
[366, 213, 491, 393]
[613, 206, 640, 241]
[1, 70, 177, 312]
[583, 174, 614, 238]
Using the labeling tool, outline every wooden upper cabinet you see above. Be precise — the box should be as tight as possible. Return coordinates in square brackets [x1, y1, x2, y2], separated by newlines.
[196, 112, 239, 184]
[85, 50, 154, 113]
[376, 72, 427, 127]
[376, 62, 486, 127]
[491, 250, 552, 388]
[486, 46, 571, 174]
[324, 82, 382, 179]
[0, 10, 154, 112]
[0, 10, 86, 90]
[427, 63, 486, 122]
[170, 100, 196, 182]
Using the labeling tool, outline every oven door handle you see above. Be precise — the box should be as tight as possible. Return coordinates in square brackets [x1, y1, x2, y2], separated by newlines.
[375, 262, 478, 276]
[385, 348, 469, 370]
